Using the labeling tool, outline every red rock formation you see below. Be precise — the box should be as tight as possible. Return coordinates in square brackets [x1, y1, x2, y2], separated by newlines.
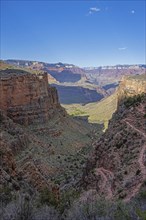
[0, 71, 64, 125]
[82, 75, 146, 201]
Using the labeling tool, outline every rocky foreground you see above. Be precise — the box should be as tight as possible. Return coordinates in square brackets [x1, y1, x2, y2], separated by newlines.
[82, 74, 146, 201]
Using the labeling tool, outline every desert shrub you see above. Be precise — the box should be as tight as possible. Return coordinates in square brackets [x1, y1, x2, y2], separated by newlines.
[65, 197, 146, 220]
[58, 189, 80, 214]
[136, 208, 146, 220]
[112, 202, 133, 220]
[136, 169, 141, 175]
[33, 205, 60, 220]
[0, 186, 13, 205]
[65, 198, 112, 220]
[39, 188, 58, 207]
[0, 194, 33, 220]
[138, 190, 146, 199]
[124, 94, 144, 108]
[0, 111, 4, 123]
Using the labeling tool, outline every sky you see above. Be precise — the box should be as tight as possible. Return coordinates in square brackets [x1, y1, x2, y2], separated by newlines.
[1, 0, 146, 67]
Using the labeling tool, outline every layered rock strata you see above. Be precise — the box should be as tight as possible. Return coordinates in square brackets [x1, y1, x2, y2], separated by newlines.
[0, 70, 64, 125]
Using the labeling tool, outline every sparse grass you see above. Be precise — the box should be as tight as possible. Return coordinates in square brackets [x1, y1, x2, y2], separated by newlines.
[12, 114, 101, 188]
[63, 93, 117, 130]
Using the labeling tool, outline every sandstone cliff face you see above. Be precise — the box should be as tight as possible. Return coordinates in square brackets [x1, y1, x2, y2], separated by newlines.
[0, 70, 63, 125]
[82, 75, 146, 201]
[117, 74, 146, 103]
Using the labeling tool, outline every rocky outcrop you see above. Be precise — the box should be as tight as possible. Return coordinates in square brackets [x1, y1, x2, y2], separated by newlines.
[0, 65, 97, 199]
[0, 69, 65, 125]
[82, 75, 146, 201]
[0, 110, 56, 195]
[117, 74, 146, 103]
[0, 139, 17, 185]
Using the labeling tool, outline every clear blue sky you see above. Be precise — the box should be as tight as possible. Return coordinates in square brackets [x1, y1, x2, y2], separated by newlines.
[1, 0, 145, 67]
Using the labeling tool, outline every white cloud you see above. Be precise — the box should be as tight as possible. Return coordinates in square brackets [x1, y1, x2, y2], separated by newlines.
[131, 10, 135, 14]
[87, 7, 101, 15]
[118, 47, 127, 50]
[90, 7, 101, 12]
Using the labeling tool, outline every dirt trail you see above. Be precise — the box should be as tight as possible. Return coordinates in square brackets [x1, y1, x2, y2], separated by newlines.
[95, 119, 146, 201]
[95, 167, 114, 199]
[138, 145, 146, 176]
[123, 119, 146, 201]
[123, 119, 146, 138]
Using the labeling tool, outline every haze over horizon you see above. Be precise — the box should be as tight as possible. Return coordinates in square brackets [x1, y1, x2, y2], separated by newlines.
[1, 0, 145, 67]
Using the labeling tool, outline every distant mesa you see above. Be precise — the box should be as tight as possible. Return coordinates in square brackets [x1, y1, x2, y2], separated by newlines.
[4, 59, 145, 106]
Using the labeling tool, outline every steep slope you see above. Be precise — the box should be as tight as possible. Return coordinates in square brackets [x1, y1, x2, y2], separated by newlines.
[53, 84, 105, 104]
[82, 75, 146, 201]
[0, 69, 62, 125]
[63, 93, 117, 129]
[0, 65, 103, 202]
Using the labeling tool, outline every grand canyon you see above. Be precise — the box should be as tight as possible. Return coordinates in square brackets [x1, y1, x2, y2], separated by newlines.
[0, 60, 146, 220]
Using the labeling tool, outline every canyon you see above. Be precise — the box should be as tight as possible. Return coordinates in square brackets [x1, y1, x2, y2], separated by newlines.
[5, 60, 146, 105]
[81, 74, 146, 202]
[0, 61, 146, 219]
[0, 62, 102, 203]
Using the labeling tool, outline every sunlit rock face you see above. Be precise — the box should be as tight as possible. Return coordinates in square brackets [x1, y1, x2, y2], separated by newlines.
[0, 70, 64, 125]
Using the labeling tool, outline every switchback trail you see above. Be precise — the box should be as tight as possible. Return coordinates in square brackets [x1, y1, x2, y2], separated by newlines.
[95, 119, 146, 201]
[123, 119, 146, 201]
[95, 167, 114, 199]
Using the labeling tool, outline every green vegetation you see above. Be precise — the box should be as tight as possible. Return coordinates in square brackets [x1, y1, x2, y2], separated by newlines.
[1, 191, 146, 220]
[63, 93, 117, 130]
[136, 208, 146, 220]
[71, 108, 87, 116]
[0, 186, 13, 205]
[124, 93, 145, 108]
[39, 188, 58, 207]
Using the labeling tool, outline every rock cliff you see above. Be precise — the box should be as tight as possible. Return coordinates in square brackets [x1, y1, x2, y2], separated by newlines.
[117, 74, 146, 103]
[0, 69, 64, 125]
[82, 74, 146, 201]
[0, 64, 100, 201]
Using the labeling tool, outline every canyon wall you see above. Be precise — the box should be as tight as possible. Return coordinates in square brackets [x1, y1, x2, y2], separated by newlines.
[0, 70, 63, 125]
[82, 74, 146, 201]
[117, 74, 146, 102]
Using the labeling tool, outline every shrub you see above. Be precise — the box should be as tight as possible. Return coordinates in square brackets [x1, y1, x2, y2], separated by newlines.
[124, 94, 144, 108]
[58, 189, 80, 214]
[0, 186, 13, 205]
[139, 190, 146, 199]
[136, 169, 141, 175]
[33, 205, 59, 220]
[65, 197, 112, 220]
[1, 194, 33, 220]
[39, 188, 58, 207]
[136, 208, 146, 220]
